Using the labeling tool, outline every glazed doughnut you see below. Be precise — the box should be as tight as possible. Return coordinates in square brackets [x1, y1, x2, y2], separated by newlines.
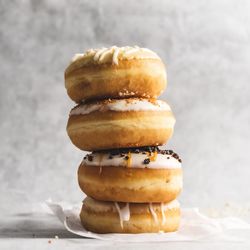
[65, 46, 167, 102]
[67, 98, 175, 151]
[78, 147, 182, 203]
[80, 197, 180, 234]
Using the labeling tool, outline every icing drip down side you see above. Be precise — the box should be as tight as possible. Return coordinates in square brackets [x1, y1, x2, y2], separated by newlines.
[149, 203, 158, 223]
[85, 197, 180, 229]
[114, 202, 130, 228]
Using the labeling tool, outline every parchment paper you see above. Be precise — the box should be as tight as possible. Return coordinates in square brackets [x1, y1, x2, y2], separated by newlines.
[46, 201, 250, 242]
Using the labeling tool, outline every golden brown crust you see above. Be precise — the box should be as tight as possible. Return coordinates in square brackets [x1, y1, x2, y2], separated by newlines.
[78, 164, 182, 202]
[80, 198, 180, 233]
[67, 110, 175, 151]
[65, 59, 167, 102]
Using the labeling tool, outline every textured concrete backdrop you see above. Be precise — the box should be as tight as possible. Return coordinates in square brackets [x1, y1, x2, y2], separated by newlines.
[0, 0, 250, 214]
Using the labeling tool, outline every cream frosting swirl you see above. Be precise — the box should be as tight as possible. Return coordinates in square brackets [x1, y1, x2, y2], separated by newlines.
[70, 98, 171, 116]
[70, 46, 160, 66]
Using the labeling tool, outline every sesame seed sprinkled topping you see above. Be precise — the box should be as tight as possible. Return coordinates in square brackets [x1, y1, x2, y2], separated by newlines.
[87, 155, 93, 161]
[83, 146, 182, 164]
[143, 158, 150, 164]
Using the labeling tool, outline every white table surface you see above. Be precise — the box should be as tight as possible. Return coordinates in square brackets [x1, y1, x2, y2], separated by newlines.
[1, 212, 250, 250]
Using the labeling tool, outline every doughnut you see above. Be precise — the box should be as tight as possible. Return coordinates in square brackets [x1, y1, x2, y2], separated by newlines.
[80, 197, 180, 234]
[67, 98, 175, 151]
[65, 46, 167, 102]
[78, 147, 182, 203]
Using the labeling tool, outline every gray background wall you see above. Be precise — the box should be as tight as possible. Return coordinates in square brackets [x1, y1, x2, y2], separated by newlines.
[1, 0, 250, 214]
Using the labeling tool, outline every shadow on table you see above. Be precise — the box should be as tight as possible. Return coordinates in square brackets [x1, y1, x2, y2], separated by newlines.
[0, 212, 82, 238]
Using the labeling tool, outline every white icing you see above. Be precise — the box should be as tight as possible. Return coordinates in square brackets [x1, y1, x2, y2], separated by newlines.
[121, 203, 130, 221]
[85, 197, 180, 213]
[70, 46, 160, 65]
[82, 152, 181, 169]
[93, 48, 107, 61]
[112, 47, 120, 65]
[71, 53, 84, 62]
[114, 202, 130, 228]
[84, 198, 179, 227]
[149, 203, 158, 223]
[161, 203, 166, 225]
[70, 99, 171, 116]
[99, 166, 102, 174]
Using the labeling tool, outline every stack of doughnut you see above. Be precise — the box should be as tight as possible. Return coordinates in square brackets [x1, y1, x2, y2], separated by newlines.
[64, 46, 183, 234]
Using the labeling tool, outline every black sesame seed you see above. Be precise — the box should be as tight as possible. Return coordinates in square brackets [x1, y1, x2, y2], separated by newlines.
[94, 146, 172, 158]
[143, 158, 150, 164]
[124, 156, 129, 160]
[178, 159, 182, 163]
[83, 156, 87, 160]
[87, 155, 93, 161]
[172, 153, 178, 159]
[167, 156, 170, 159]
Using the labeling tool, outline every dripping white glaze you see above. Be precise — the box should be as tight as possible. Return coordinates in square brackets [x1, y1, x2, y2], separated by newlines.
[84, 197, 180, 229]
[161, 203, 166, 225]
[149, 203, 158, 224]
[114, 202, 130, 228]
[98, 154, 104, 174]
[99, 166, 102, 174]
[70, 46, 160, 65]
[85, 197, 179, 213]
